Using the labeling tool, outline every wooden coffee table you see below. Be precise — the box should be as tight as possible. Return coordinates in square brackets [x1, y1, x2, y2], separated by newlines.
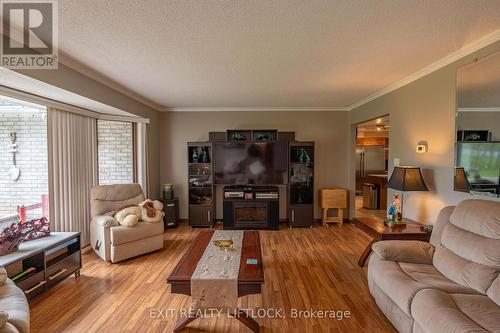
[167, 230, 264, 332]
[354, 217, 431, 267]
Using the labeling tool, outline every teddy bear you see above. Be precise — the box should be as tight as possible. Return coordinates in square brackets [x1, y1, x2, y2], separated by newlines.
[139, 199, 164, 223]
[114, 204, 142, 227]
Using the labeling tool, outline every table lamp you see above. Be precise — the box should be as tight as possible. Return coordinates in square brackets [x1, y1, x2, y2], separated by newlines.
[386, 166, 429, 222]
[454, 167, 471, 192]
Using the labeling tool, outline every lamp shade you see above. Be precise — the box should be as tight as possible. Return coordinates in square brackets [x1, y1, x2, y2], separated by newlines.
[387, 166, 429, 192]
[454, 167, 471, 192]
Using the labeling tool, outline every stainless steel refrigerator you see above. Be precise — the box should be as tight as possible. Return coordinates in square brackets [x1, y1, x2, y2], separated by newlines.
[355, 147, 387, 195]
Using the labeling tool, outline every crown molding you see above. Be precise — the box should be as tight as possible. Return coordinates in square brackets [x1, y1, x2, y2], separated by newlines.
[347, 28, 500, 111]
[163, 106, 349, 112]
[57, 53, 164, 111]
[457, 107, 500, 113]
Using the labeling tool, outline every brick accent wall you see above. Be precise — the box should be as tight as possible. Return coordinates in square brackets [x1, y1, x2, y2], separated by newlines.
[98, 120, 134, 185]
[0, 112, 48, 216]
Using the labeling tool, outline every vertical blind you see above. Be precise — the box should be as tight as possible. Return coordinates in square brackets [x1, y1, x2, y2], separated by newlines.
[136, 122, 150, 198]
[47, 108, 149, 246]
[47, 108, 98, 246]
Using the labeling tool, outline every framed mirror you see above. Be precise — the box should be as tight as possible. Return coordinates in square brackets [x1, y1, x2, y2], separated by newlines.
[455, 51, 500, 198]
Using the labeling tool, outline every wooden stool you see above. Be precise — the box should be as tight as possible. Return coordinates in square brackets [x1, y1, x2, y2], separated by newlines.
[320, 188, 348, 226]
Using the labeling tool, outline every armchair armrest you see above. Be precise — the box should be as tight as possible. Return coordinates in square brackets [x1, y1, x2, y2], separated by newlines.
[93, 215, 119, 228]
[372, 240, 435, 264]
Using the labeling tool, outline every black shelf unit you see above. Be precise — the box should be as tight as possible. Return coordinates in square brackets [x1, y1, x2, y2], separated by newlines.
[288, 142, 315, 227]
[187, 130, 315, 228]
[187, 142, 214, 227]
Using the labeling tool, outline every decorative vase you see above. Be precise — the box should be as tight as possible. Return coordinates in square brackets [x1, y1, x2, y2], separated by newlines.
[201, 147, 208, 163]
[192, 149, 199, 163]
[232, 132, 245, 140]
[304, 150, 311, 163]
[298, 148, 305, 162]
[297, 192, 304, 204]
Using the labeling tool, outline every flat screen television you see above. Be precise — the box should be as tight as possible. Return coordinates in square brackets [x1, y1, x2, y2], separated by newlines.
[214, 141, 288, 185]
[456, 142, 500, 197]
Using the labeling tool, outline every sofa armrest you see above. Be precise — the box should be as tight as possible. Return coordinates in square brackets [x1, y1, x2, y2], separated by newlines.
[93, 215, 119, 228]
[372, 240, 435, 264]
[0, 266, 6, 285]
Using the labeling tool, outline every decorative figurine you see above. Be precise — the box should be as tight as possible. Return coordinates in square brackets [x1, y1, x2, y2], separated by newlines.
[386, 194, 403, 224]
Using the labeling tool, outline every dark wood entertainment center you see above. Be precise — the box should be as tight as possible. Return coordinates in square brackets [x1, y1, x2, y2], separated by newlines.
[223, 186, 280, 230]
[188, 129, 315, 229]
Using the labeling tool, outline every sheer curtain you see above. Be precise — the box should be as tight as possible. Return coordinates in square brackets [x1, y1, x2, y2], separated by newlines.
[136, 122, 150, 197]
[47, 108, 98, 246]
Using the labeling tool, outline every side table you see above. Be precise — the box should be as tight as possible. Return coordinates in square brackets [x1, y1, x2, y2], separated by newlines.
[320, 188, 348, 226]
[163, 197, 179, 228]
[354, 217, 431, 267]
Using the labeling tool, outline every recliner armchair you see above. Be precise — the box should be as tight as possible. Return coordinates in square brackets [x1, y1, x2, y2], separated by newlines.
[89, 183, 164, 263]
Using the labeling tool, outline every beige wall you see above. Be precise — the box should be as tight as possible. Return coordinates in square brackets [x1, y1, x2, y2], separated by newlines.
[160, 111, 350, 219]
[457, 111, 500, 141]
[349, 41, 500, 224]
[14, 64, 162, 198]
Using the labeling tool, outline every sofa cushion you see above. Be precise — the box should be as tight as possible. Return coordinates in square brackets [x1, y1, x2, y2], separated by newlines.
[412, 289, 500, 333]
[488, 275, 500, 307]
[0, 311, 8, 328]
[0, 279, 29, 333]
[450, 199, 500, 239]
[369, 254, 427, 316]
[110, 222, 163, 246]
[399, 262, 480, 295]
[0, 267, 6, 285]
[441, 223, 500, 269]
[429, 205, 455, 247]
[434, 245, 498, 294]
[370, 281, 414, 333]
[91, 183, 145, 216]
[370, 253, 481, 317]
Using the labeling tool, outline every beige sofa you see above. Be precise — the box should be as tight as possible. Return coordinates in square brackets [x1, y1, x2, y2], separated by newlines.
[89, 184, 164, 263]
[368, 199, 500, 333]
[0, 275, 29, 333]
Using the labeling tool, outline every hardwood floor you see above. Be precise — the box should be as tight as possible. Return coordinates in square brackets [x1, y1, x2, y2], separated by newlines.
[29, 222, 396, 333]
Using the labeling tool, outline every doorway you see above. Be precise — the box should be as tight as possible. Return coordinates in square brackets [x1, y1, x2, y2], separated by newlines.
[354, 116, 390, 219]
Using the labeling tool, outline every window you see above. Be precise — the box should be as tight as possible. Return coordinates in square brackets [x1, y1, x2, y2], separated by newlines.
[97, 120, 135, 185]
[0, 96, 48, 227]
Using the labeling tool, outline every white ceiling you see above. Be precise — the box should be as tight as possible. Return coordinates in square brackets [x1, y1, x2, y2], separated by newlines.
[54, 0, 500, 110]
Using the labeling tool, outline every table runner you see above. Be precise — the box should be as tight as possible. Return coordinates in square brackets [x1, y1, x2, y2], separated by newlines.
[191, 230, 244, 311]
